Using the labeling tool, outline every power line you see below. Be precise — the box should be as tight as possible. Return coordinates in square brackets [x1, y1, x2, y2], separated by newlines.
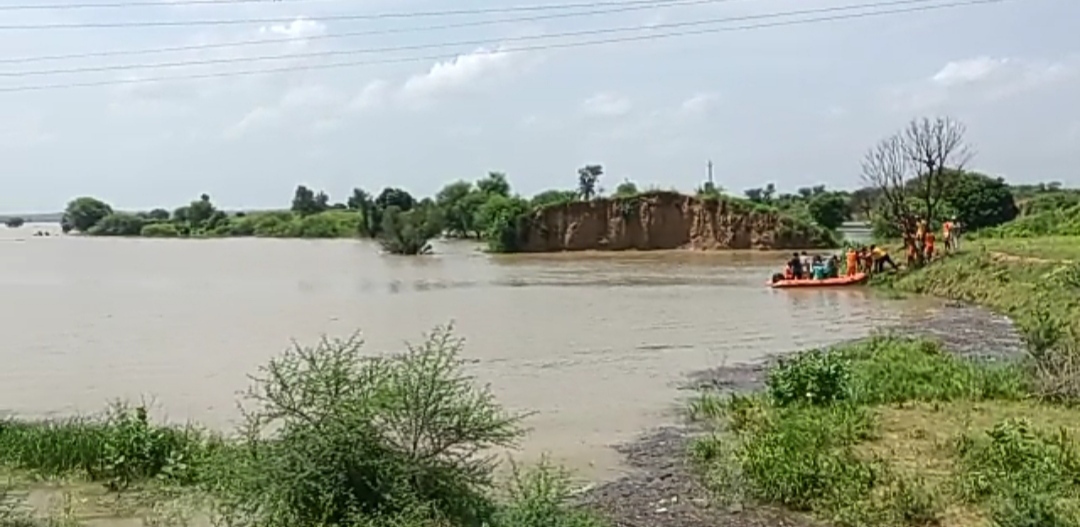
[2, 0, 328, 9]
[0, 0, 726, 29]
[0, 0, 965, 78]
[0, 0, 725, 63]
[0, 0, 702, 11]
[0, 0, 1007, 93]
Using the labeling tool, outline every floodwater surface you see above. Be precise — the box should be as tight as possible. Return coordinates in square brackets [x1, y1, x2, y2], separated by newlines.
[0, 223, 930, 480]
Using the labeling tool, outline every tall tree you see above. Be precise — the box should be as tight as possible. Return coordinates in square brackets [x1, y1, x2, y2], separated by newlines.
[63, 197, 114, 232]
[577, 164, 603, 200]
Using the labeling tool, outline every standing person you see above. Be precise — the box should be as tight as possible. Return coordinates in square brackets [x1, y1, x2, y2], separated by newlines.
[904, 234, 918, 268]
[788, 252, 804, 279]
[800, 251, 812, 278]
[924, 229, 936, 262]
[845, 247, 859, 277]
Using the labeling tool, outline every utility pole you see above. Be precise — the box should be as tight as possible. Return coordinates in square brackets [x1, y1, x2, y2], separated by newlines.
[707, 160, 714, 185]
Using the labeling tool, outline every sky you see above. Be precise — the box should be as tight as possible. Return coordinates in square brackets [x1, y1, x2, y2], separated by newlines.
[0, 0, 1076, 213]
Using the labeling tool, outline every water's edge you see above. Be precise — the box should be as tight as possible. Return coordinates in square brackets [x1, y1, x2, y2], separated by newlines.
[578, 303, 1026, 527]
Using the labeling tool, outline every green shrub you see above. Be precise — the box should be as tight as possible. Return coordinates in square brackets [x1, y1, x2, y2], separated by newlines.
[491, 460, 605, 527]
[767, 349, 852, 407]
[378, 206, 442, 254]
[955, 418, 1080, 527]
[87, 213, 145, 236]
[207, 327, 526, 527]
[479, 195, 530, 253]
[140, 222, 180, 238]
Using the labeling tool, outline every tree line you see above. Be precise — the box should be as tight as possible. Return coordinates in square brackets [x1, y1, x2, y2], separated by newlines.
[34, 129, 1065, 254]
[53, 164, 832, 254]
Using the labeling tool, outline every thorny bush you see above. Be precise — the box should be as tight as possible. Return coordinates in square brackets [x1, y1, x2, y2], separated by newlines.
[205, 325, 529, 527]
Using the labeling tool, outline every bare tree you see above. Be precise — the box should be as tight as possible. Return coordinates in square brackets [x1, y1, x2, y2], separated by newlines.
[861, 133, 918, 243]
[861, 116, 974, 263]
[903, 117, 973, 226]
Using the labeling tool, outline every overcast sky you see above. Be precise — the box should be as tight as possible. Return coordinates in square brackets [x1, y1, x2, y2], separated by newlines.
[0, 0, 1075, 213]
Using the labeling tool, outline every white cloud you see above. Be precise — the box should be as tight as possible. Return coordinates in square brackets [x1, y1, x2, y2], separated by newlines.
[279, 84, 339, 108]
[888, 55, 1076, 111]
[222, 83, 341, 139]
[581, 92, 632, 117]
[348, 80, 389, 112]
[398, 47, 522, 107]
[678, 92, 719, 116]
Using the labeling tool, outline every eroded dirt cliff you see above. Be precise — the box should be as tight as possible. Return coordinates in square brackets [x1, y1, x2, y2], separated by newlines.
[516, 191, 833, 252]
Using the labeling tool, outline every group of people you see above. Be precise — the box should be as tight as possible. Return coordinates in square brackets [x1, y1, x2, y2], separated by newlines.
[777, 246, 893, 281]
[773, 217, 963, 282]
[903, 217, 961, 267]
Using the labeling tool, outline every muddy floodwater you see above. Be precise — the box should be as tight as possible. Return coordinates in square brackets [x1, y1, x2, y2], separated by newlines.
[1, 223, 938, 481]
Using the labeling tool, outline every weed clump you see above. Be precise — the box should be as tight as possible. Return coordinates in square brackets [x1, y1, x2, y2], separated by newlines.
[955, 418, 1080, 526]
[0, 403, 212, 491]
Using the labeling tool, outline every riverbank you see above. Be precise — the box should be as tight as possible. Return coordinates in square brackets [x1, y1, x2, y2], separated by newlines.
[577, 302, 1033, 527]
[617, 236, 1080, 527]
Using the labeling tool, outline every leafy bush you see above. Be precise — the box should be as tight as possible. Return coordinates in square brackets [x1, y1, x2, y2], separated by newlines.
[87, 213, 146, 236]
[479, 195, 530, 253]
[378, 206, 443, 255]
[208, 327, 526, 527]
[491, 460, 605, 527]
[140, 222, 180, 237]
[955, 419, 1080, 526]
[766, 349, 852, 407]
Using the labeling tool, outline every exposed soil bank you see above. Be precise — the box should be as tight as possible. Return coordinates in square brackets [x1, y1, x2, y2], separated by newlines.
[579, 303, 1026, 527]
[518, 192, 834, 252]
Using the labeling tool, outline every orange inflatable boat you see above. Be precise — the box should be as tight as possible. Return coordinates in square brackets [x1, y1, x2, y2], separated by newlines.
[768, 272, 869, 289]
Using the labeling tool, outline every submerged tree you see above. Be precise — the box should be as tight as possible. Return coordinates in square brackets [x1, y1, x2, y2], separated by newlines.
[3, 217, 25, 228]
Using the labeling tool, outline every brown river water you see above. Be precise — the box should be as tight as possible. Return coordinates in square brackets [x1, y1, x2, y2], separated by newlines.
[0, 223, 935, 482]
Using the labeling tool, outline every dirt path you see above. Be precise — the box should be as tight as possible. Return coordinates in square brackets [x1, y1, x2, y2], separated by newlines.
[579, 303, 1025, 527]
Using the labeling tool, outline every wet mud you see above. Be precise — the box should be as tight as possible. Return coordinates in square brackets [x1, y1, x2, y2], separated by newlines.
[580, 303, 1026, 527]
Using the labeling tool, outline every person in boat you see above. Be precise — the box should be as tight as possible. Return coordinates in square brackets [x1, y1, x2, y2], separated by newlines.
[870, 244, 898, 273]
[823, 254, 838, 278]
[811, 255, 827, 280]
[800, 251, 812, 278]
[787, 252, 804, 279]
[845, 247, 859, 277]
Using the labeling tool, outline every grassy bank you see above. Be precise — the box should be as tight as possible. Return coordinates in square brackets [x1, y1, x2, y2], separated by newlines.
[0, 328, 605, 527]
[690, 235, 1080, 526]
[689, 336, 1080, 527]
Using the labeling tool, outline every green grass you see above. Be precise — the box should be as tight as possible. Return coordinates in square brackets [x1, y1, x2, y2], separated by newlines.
[975, 236, 1080, 262]
[689, 336, 1080, 527]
